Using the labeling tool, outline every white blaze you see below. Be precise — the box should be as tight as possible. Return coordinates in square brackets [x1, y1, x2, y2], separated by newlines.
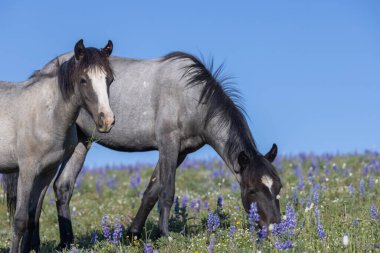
[88, 68, 112, 116]
[261, 175, 273, 193]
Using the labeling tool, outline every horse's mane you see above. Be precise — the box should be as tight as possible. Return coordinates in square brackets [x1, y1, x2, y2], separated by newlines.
[28, 49, 113, 100]
[162, 52, 258, 159]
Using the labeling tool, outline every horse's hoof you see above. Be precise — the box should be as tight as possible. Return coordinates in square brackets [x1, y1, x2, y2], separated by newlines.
[55, 242, 71, 252]
[126, 229, 142, 241]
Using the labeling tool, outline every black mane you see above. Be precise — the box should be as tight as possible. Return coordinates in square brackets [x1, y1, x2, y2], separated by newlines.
[162, 52, 258, 159]
[58, 48, 113, 100]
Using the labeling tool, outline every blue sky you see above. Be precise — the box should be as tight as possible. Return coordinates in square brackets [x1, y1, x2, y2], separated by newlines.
[1, 1, 379, 167]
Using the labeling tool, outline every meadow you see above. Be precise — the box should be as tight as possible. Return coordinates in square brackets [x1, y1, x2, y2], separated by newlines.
[0, 152, 379, 252]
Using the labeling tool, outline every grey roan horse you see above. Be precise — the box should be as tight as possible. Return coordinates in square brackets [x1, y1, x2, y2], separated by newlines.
[4, 51, 282, 250]
[0, 39, 114, 252]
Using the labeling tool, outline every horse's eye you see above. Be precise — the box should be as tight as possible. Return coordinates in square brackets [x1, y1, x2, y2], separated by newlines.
[80, 78, 86, 84]
[249, 190, 255, 195]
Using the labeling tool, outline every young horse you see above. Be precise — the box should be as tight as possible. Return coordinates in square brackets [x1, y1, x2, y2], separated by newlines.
[0, 39, 114, 253]
[6, 51, 282, 249]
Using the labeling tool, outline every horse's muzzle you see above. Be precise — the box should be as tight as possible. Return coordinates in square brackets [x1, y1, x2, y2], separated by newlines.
[97, 112, 115, 133]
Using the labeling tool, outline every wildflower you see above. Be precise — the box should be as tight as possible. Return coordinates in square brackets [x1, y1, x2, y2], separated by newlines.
[207, 235, 215, 253]
[369, 177, 375, 191]
[274, 240, 293, 251]
[229, 225, 236, 236]
[370, 205, 377, 219]
[292, 188, 298, 204]
[352, 219, 359, 226]
[181, 194, 188, 208]
[207, 212, 220, 232]
[316, 222, 326, 240]
[294, 165, 304, 190]
[144, 242, 154, 253]
[217, 194, 223, 209]
[313, 190, 320, 205]
[348, 184, 355, 195]
[248, 202, 259, 232]
[272, 202, 297, 236]
[112, 218, 123, 244]
[204, 200, 209, 210]
[90, 232, 98, 244]
[258, 226, 268, 239]
[102, 215, 111, 242]
[342, 234, 349, 247]
[231, 182, 239, 191]
[130, 173, 141, 189]
[359, 178, 365, 197]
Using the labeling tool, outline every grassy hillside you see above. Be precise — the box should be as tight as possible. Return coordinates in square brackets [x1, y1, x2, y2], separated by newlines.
[1, 152, 379, 252]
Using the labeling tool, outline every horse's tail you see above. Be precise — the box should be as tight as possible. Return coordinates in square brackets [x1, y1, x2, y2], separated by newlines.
[1, 173, 18, 219]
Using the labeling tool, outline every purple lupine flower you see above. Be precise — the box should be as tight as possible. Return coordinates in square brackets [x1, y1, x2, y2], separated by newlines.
[181, 194, 188, 208]
[144, 242, 154, 253]
[274, 240, 293, 251]
[130, 173, 141, 189]
[90, 232, 98, 244]
[313, 190, 320, 205]
[353, 219, 359, 227]
[369, 177, 375, 191]
[294, 165, 304, 190]
[370, 205, 377, 219]
[272, 202, 297, 236]
[324, 165, 330, 175]
[229, 225, 236, 236]
[207, 235, 215, 253]
[190, 199, 196, 211]
[292, 188, 298, 204]
[332, 163, 339, 173]
[258, 226, 268, 239]
[112, 218, 123, 244]
[204, 200, 209, 210]
[317, 222, 326, 240]
[348, 184, 355, 195]
[231, 182, 239, 191]
[102, 215, 111, 242]
[321, 183, 327, 192]
[248, 202, 259, 232]
[362, 165, 369, 177]
[314, 206, 320, 221]
[217, 194, 223, 209]
[360, 178, 365, 197]
[106, 176, 117, 190]
[207, 212, 220, 232]
[196, 198, 201, 213]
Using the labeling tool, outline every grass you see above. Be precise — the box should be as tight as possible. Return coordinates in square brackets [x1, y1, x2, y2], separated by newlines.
[0, 152, 379, 252]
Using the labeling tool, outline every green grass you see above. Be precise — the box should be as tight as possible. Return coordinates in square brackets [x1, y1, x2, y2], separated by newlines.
[1, 153, 379, 252]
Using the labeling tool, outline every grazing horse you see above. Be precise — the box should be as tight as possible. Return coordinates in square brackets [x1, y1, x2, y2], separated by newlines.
[5, 51, 282, 250]
[0, 39, 114, 253]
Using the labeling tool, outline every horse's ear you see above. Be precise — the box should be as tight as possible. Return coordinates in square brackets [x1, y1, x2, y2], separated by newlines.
[74, 39, 85, 60]
[265, 143, 278, 162]
[102, 40, 113, 57]
[238, 151, 249, 171]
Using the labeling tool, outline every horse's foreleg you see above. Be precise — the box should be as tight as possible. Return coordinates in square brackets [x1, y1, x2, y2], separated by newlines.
[10, 165, 35, 253]
[156, 134, 181, 236]
[129, 153, 187, 236]
[53, 137, 90, 250]
[20, 169, 56, 253]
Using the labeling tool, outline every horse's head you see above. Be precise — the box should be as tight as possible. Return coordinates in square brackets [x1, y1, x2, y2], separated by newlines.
[59, 39, 115, 132]
[238, 144, 282, 227]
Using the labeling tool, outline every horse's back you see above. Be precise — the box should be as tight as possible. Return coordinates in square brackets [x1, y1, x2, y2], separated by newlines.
[76, 56, 204, 152]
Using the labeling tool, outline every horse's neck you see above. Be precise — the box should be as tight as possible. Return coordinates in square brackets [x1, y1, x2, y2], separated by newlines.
[29, 77, 80, 134]
[205, 116, 256, 175]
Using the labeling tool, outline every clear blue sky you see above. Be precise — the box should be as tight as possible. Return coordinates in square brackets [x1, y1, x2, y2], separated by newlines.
[1, 1, 379, 167]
